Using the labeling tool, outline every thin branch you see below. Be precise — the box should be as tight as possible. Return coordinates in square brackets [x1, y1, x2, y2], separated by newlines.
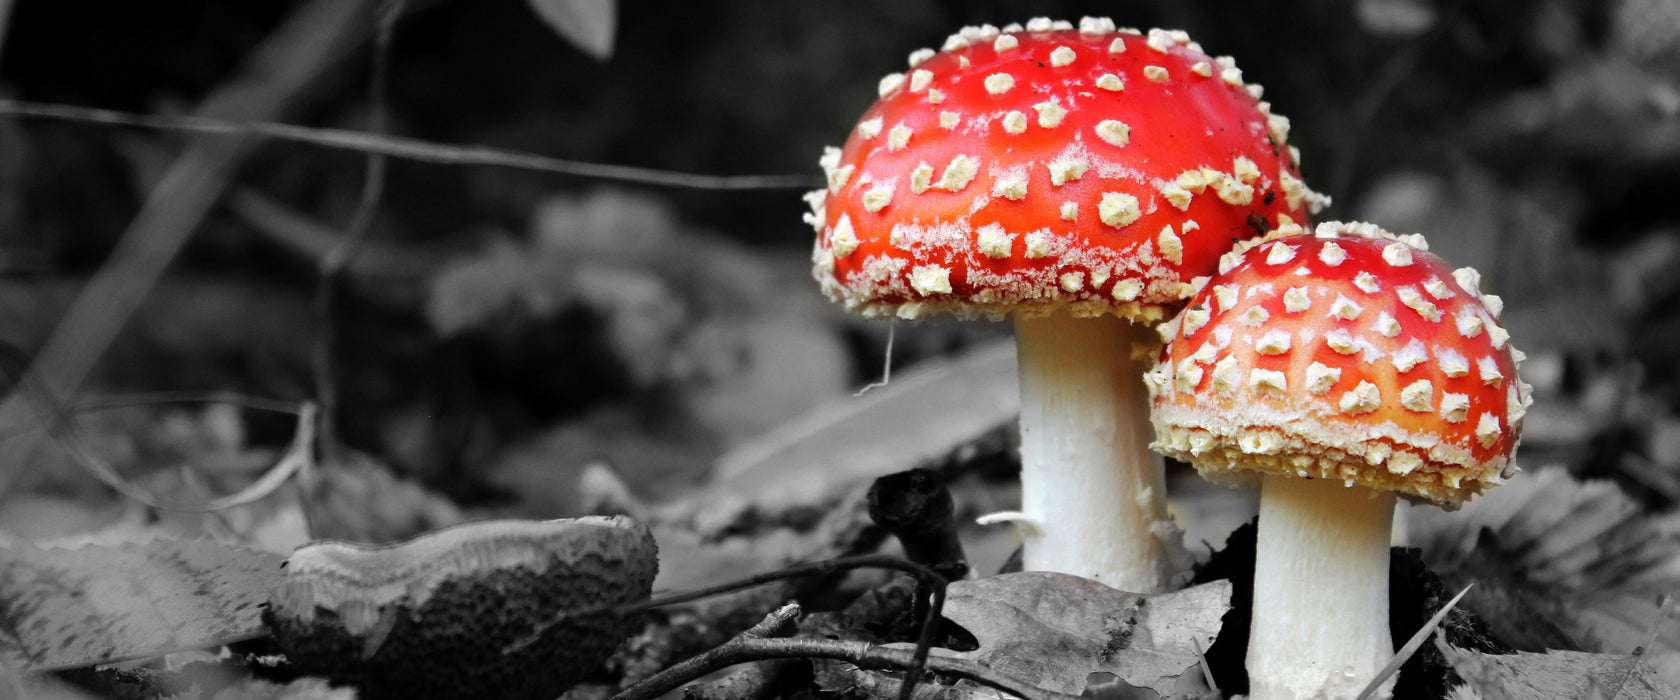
[612, 635, 1059, 700]
[551, 555, 947, 700]
[65, 390, 305, 416]
[0, 390, 304, 444]
[0, 99, 818, 191]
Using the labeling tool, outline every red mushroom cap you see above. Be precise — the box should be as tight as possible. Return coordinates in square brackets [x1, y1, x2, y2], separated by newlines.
[1148, 222, 1529, 505]
[807, 18, 1328, 322]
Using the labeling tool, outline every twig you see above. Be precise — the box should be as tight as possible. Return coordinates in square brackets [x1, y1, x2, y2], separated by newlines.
[679, 603, 804, 700]
[52, 400, 318, 512]
[611, 555, 942, 700]
[1636, 593, 1676, 659]
[312, 0, 400, 461]
[0, 389, 303, 443]
[0, 99, 818, 191]
[613, 635, 1057, 700]
[1605, 593, 1680, 700]
[62, 390, 305, 416]
[0, 336, 317, 511]
[1191, 637, 1219, 696]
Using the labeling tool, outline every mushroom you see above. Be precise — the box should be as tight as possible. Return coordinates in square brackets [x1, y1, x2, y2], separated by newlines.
[1148, 222, 1530, 698]
[806, 18, 1327, 592]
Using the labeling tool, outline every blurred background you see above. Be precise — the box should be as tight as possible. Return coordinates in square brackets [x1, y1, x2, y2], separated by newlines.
[0, 0, 1676, 547]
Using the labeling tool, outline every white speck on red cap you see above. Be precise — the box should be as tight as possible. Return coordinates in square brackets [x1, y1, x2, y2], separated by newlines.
[910, 265, 951, 294]
[1400, 379, 1434, 412]
[1340, 381, 1381, 414]
[1373, 311, 1401, 338]
[1158, 226, 1184, 264]
[1306, 362, 1341, 394]
[1255, 329, 1292, 354]
[1456, 311, 1483, 338]
[1283, 287, 1311, 313]
[1392, 339, 1428, 372]
[1250, 368, 1288, 394]
[1095, 120, 1130, 146]
[1034, 100, 1068, 128]
[1002, 111, 1028, 134]
[909, 70, 933, 92]
[1329, 295, 1363, 320]
[1319, 241, 1346, 266]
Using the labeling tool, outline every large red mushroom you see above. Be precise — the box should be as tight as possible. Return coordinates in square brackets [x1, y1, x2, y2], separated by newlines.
[1148, 222, 1530, 698]
[807, 17, 1327, 592]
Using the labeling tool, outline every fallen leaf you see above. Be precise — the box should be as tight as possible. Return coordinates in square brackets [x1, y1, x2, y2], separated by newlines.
[1440, 641, 1680, 700]
[931, 572, 1230, 697]
[1412, 467, 1680, 684]
[0, 539, 283, 672]
[524, 0, 617, 60]
[661, 340, 1017, 532]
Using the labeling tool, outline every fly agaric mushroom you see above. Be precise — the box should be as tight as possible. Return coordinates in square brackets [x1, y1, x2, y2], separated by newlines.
[1147, 222, 1530, 699]
[806, 18, 1327, 592]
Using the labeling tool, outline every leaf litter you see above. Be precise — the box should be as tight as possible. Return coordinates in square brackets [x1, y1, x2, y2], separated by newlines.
[915, 572, 1230, 698]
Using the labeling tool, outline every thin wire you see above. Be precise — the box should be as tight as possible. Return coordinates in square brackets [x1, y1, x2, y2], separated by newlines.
[0, 99, 818, 191]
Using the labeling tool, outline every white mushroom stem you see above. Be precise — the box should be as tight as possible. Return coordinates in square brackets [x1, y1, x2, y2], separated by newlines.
[1014, 310, 1180, 593]
[1248, 475, 1396, 700]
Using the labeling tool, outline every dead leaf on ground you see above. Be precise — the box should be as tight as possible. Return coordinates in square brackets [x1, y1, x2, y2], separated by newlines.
[0, 539, 283, 672]
[1412, 467, 1680, 684]
[916, 572, 1230, 698]
[661, 340, 1017, 534]
[1440, 640, 1680, 700]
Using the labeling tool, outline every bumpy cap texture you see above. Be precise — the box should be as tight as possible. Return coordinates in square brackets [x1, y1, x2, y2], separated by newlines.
[1148, 222, 1530, 505]
[807, 18, 1327, 322]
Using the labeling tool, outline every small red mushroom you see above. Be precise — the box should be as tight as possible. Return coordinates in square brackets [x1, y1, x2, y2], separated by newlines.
[1148, 222, 1530, 699]
[806, 17, 1328, 592]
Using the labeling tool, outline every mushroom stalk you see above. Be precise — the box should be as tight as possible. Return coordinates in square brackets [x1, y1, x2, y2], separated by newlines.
[1248, 475, 1396, 700]
[1015, 310, 1178, 593]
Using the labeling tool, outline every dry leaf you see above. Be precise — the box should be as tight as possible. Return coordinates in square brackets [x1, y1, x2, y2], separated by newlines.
[0, 539, 282, 671]
[930, 572, 1230, 697]
[662, 340, 1016, 533]
[524, 0, 617, 60]
[1412, 467, 1680, 684]
[1441, 641, 1680, 700]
